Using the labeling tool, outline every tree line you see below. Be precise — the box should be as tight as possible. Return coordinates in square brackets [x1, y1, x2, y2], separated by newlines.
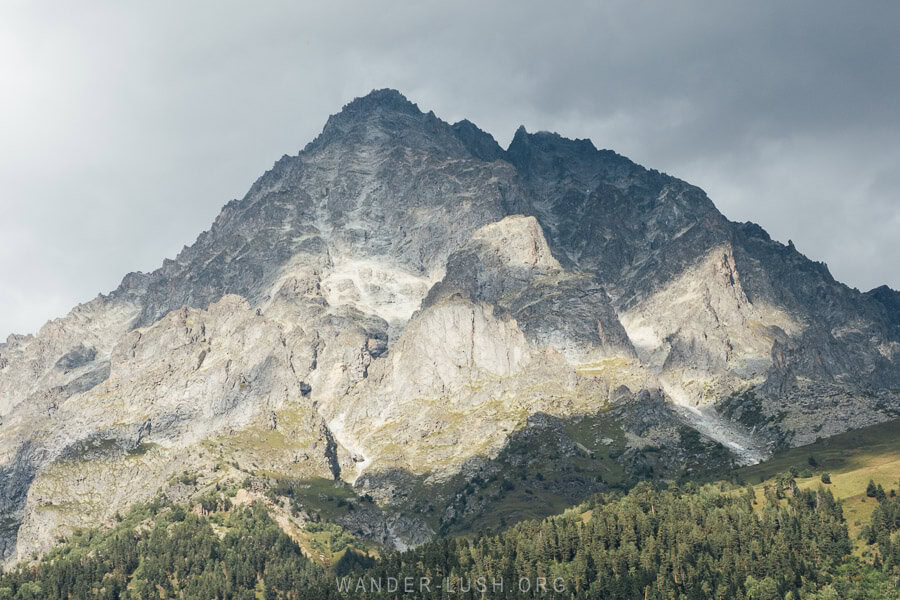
[1, 480, 898, 599]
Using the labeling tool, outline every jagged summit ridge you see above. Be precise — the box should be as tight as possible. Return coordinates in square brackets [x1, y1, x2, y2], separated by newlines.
[307, 88, 474, 158]
[339, 88, 421, 115]
[0, 88, 898, 564]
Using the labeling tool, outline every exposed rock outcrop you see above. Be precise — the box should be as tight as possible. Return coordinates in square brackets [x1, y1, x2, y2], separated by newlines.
[1, 89, 897, 564]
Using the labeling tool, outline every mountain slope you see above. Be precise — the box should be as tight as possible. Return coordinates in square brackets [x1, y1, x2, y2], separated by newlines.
[0, 89, 897, 565]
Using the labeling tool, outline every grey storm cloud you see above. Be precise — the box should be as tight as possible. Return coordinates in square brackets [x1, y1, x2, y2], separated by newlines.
[1, 0, 898, 337]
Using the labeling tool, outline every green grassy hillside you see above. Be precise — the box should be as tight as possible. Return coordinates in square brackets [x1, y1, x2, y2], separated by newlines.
[733, 418, 900, 554]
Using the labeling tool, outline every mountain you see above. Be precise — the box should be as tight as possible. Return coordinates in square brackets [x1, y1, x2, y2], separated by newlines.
[0, 89, 897, 565]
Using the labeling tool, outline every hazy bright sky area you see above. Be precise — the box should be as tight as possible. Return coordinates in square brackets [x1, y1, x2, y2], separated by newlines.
[1, 1, 898, 337]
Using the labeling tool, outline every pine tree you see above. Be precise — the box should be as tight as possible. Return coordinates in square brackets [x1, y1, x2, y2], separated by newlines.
[867, 479, 878, 498]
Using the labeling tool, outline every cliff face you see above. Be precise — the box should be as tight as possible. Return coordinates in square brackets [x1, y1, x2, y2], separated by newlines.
[1, 89, 897, 563]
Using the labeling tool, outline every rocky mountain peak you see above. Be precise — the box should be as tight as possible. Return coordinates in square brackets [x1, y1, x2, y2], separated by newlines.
[506, 124, 605, 171]
[340, 88, 421, 116]
[308, 88, 469, 155]
[508, 125, 597, 154]
[0, 89, 898, 565]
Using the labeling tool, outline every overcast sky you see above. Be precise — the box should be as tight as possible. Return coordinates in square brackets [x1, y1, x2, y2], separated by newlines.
[1, 1, 898, 338]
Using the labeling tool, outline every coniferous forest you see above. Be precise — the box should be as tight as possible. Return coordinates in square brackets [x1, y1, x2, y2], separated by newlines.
[1, 480, 898, 599]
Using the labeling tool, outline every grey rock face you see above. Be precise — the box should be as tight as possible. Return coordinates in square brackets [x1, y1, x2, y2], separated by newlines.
[425, 215, 635, 362]
[0, 88, 897, 563]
